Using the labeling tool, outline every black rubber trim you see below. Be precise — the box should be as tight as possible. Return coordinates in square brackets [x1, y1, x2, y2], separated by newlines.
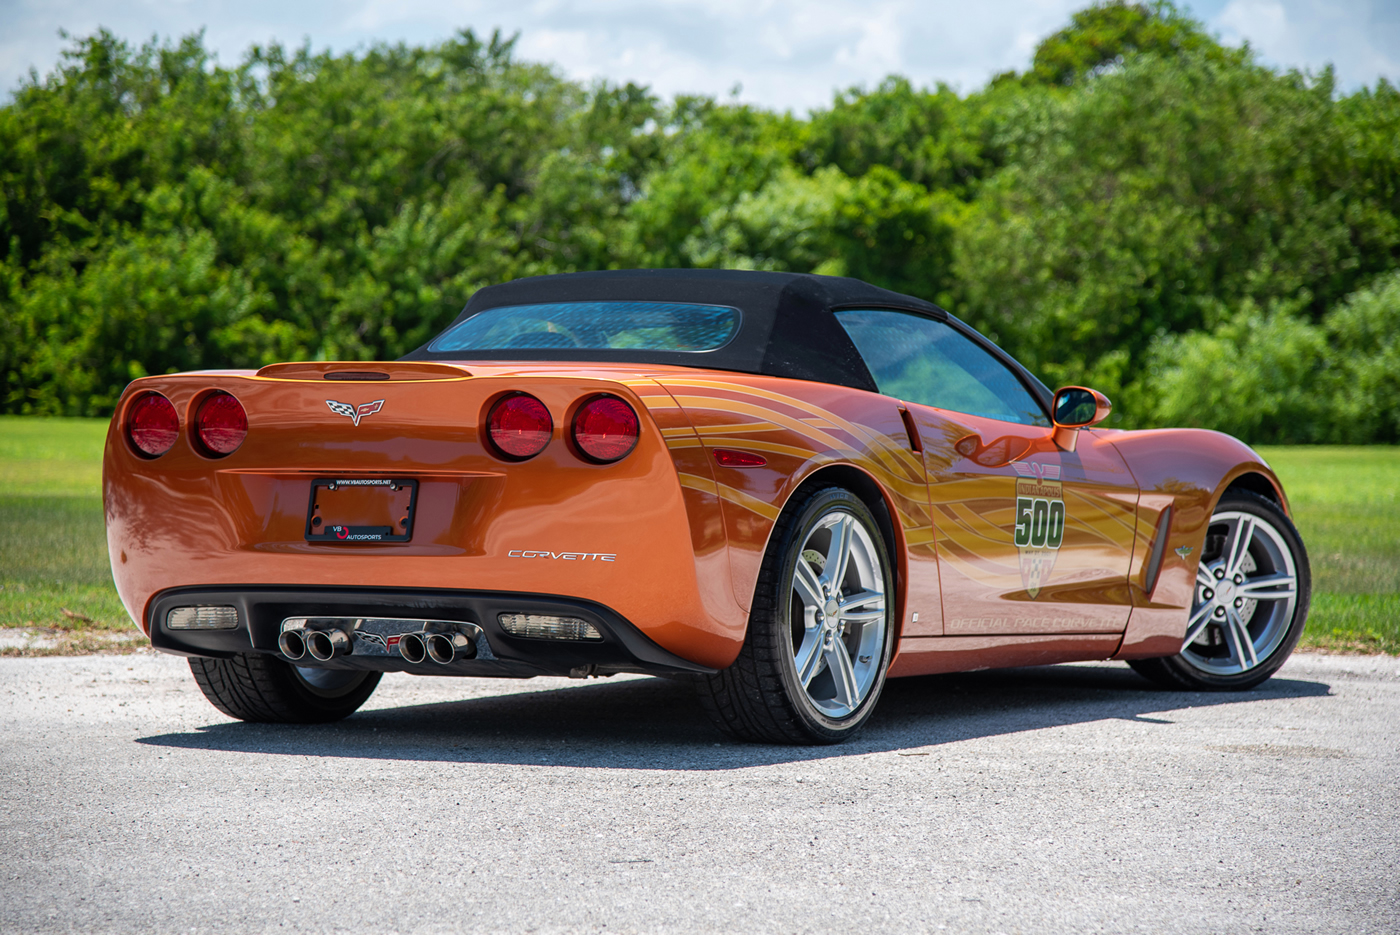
[147, 586, 717, 677]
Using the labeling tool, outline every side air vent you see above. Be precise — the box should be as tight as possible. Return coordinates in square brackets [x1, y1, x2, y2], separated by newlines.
[1143, 506, 1174, 596]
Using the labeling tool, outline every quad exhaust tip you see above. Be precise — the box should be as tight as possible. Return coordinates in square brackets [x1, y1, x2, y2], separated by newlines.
[278, 629, 307, 660]
[398, 632, 427, 664]
[279, 620, 479, 665]
[425, 631, 477, 664]
[305, 628, 352, 661]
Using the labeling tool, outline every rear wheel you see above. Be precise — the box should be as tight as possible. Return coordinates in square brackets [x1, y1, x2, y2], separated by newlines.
[189, 653, 381, 723]
[698, 487, 894, 744]
[1129, 490, 1310, 691]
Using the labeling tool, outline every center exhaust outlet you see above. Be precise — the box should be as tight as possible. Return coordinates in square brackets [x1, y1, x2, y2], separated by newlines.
[425, 631, 477, 664]
[398, 632, 427, 664]
[305, 628, 352, 661]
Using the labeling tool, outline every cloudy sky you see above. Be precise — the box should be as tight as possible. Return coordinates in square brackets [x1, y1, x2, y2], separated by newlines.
[2, 0, 1396, 111]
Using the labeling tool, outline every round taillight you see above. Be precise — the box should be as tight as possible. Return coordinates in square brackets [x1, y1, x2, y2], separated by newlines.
[127, 393, 179, 457]
[195, 392, 248, 456]
[571, 396, 639, 463]
[487, 394, 553, 460]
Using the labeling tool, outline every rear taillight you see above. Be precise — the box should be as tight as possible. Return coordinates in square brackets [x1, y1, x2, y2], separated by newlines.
[195, 392, 248, 456]
[487, 394, 553, 460]
[571, 396, 639, 463]
[127, 393, 179, 457]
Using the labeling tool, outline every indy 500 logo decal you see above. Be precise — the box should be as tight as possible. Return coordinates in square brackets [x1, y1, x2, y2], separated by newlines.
[1012, 462, 1064, 599]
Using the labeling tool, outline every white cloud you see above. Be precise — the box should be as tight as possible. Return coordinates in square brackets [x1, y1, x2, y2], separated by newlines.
[1210, 0, 1400, 88]
[1, 0, 1395, 111]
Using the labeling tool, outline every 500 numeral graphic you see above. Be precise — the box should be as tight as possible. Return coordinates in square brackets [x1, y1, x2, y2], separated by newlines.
[1014, 497, 1065, 549]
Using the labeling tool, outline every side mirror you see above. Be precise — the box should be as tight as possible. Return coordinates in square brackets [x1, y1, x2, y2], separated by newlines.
[1051, 386, 1112, 451]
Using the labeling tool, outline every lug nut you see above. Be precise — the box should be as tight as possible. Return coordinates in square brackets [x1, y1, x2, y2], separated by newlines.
[1215, 607, 1226, 617]
[1214, 568, 1225, 579]
[1203, 589, 1214, 600]
[1235, 598, 1243, 608]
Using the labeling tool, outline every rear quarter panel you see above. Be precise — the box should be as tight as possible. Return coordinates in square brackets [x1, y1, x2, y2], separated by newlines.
[655, 374, 941, 645]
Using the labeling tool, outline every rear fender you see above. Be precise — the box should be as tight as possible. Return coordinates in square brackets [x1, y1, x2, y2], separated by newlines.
[657, 374, 938, 652]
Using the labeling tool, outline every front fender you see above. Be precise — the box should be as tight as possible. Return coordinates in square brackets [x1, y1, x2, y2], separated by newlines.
[1103, 427, 1287, 659]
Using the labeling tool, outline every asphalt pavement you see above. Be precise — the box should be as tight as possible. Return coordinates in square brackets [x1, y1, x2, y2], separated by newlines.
[1, 650, 1397, 934]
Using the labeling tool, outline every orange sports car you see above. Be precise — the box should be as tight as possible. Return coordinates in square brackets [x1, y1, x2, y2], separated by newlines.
[104, 270, 1310, 743]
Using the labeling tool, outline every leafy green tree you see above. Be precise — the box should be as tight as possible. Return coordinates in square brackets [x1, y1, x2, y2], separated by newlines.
[1, 3, 1398, 445]
[1026, 0, 1228, 86]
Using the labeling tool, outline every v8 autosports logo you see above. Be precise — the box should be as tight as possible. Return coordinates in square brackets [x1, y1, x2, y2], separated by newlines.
[1012, 462, 1065, 599]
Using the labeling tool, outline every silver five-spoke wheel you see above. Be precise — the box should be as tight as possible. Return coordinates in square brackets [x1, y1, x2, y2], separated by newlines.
[789, 510, 888, 718]
[1130, 490, 1310, 691]
[697, 486, 895, 743]
[1181, 510, 1299, 675]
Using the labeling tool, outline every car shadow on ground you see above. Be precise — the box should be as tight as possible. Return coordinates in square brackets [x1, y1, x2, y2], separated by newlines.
[136, 663, 1333, 769]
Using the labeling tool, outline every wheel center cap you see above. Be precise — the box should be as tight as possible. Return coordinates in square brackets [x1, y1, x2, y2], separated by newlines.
[824, 599, 840, 620]
[1217, 580, 1236, 602]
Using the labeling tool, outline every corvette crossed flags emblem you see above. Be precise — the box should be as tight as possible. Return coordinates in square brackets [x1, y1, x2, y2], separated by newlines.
[325, 399, 385, 426]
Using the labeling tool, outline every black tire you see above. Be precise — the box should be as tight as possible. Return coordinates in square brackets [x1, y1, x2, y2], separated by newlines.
[697, 486, 895, 744]
[1129, 490, 1310, 691]
[189, 653, 381, 723]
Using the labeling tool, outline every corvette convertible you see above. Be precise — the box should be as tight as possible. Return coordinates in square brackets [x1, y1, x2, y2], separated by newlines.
[104, 269, 1310, 743]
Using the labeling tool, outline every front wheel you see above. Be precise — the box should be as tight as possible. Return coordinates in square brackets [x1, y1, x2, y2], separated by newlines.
[189, 653, 382, 723]
[698, 487, 895, 744]
[1130, 490, 1310, 691]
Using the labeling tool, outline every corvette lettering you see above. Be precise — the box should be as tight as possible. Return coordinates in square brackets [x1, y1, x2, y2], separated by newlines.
[508, 550, 616, 561]
[326, 398, 385, 426]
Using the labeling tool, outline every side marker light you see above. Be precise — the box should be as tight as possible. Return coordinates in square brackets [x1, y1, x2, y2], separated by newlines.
[713, 449, 767, 467]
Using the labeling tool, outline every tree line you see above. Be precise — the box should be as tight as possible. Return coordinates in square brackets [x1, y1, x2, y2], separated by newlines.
[2, 2, 1397, 442]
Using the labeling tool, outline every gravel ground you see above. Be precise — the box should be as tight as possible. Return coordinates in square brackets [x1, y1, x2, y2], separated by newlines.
[1, 651, 1396, 934]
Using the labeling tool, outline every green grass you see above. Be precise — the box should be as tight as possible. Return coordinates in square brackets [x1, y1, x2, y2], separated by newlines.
[0, 419, 1395, 654]
[0, 415, 107, 496]
[1256, 446, 1400, 654]
[0, 416, 132, 636]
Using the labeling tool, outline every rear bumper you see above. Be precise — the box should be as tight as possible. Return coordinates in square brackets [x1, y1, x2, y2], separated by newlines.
[147, 586, 717, 678]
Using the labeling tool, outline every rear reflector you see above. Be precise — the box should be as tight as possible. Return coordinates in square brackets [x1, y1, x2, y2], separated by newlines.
[571, 396, 639, 463]
[127, 393, 179, 457]
[498, 613, 602, 641]
[195, 392, 248, 456]
[166, 606, 239, 630]
[487, 394, 553, 460]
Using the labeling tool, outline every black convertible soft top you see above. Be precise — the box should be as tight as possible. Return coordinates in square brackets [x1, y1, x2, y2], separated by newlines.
[404, 269, 1050, 408]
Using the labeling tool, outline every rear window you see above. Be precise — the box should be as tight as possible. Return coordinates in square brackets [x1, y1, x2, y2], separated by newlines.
[427, 301, 742, 353]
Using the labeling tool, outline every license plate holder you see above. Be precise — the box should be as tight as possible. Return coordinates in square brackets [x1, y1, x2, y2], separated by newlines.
[305, 478, 418, 543]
